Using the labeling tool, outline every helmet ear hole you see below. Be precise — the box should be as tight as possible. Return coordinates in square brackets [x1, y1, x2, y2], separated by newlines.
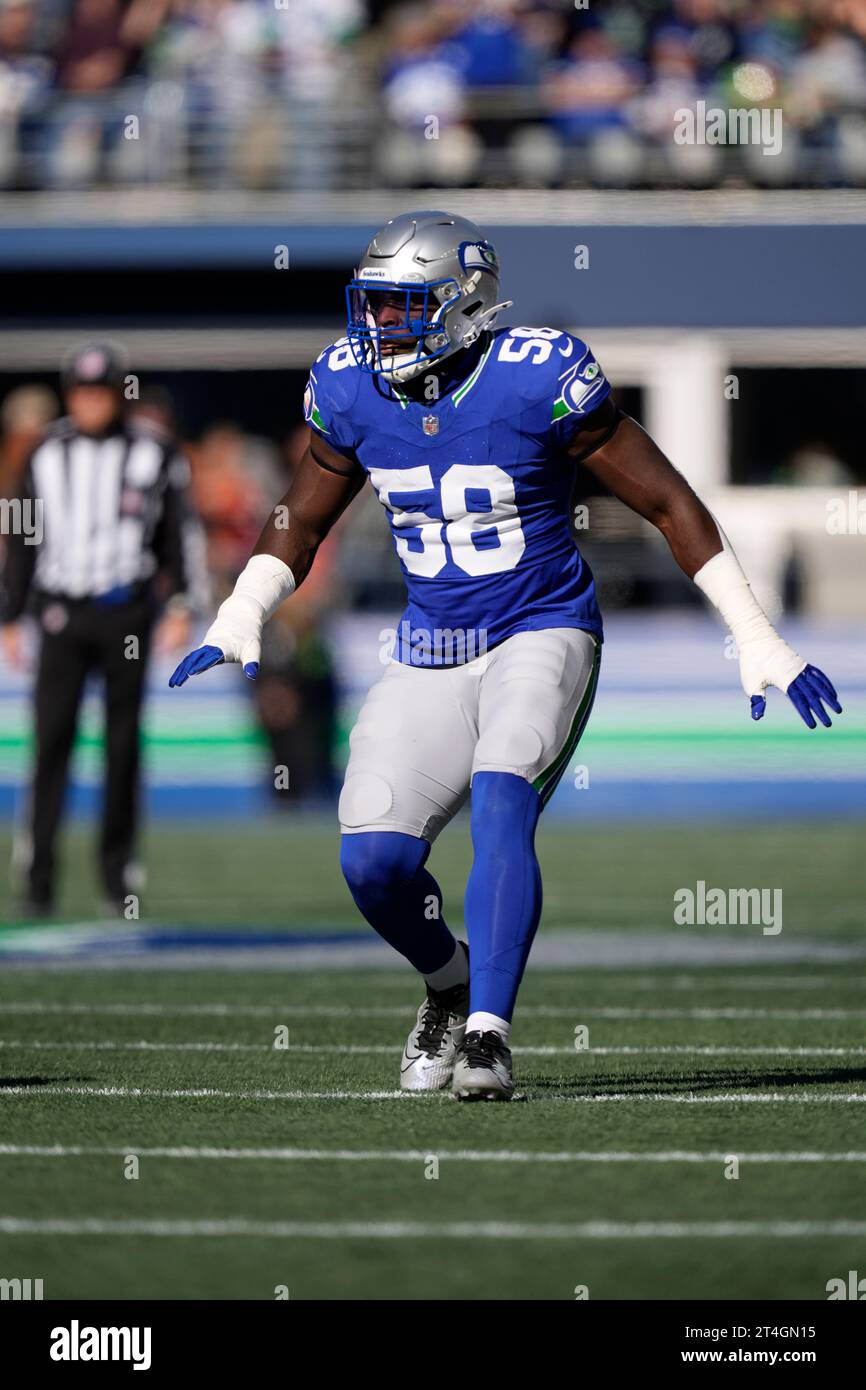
[463, 300, 482, 317]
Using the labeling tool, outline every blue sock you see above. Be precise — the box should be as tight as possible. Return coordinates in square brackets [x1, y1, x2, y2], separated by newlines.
[464, 771, 542, 1023]
[340, 831, 457, 976]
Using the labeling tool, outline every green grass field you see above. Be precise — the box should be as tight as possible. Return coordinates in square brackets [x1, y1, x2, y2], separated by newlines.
[1, 816, 862, 935]
[0, 820, 865, 1300]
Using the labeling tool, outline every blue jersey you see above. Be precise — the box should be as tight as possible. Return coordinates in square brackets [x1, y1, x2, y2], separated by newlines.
[304, 326, 610, 666]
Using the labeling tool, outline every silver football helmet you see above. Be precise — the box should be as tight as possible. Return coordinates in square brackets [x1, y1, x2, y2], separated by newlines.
[346, 210, 512, 384]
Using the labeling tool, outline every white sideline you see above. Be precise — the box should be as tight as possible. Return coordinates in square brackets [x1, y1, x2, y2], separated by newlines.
[2, 1217, 866, 1240]
[1, 1143, 866, 1164]
[1, 1039, 865, 1058]
[2, 1083, 866, 1103]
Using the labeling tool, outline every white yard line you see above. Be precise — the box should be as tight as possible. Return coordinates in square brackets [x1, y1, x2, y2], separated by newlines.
[0, 1001, 864, 1019]
[1, 1083, 865, 1103]
[618, 975, 866, 992]
[0, 1039, 864, 1057]
[521, 1008, 866, 1020]
[2, 1217, 865, 1239]
[1, 1143, 866, 1164]
[0, 1039, 264, 1052]
[0, 1084, 408, 1100]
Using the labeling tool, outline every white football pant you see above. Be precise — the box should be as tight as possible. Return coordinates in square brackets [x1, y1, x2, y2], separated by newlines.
[339, 626, 600, 841]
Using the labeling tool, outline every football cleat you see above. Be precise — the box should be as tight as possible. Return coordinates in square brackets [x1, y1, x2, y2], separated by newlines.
[452, 1029, 514, 1102]
[400, 942, 469, 1092]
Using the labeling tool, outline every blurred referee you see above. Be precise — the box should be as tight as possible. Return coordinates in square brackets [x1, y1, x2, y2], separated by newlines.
[0, 343, 208, 916]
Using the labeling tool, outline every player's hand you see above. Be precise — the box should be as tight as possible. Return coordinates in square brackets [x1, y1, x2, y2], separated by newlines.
[740, 633, 842, 728]
[169, 593, 263, 686]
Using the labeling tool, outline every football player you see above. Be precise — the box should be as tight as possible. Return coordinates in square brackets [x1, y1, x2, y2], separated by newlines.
[170, 211, 841, 1101]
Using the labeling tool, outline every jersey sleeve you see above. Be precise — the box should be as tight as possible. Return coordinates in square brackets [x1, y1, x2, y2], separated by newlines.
[303, 341, 361, 462]
[548, 335, 612, 450]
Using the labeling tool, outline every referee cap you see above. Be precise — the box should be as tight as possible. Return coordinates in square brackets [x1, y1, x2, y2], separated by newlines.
[61, 341, 128, 390]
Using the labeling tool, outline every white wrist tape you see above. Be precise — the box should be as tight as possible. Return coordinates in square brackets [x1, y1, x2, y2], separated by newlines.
[203, 554, 296, 667]
[233, 554, 297, 617]
[693, 547, 774, 648]
[693, 539, 805, 696]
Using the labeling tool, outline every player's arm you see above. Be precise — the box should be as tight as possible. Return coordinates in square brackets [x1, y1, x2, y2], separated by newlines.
[169, 431, 365, 686]
[568, 401, 841, 729]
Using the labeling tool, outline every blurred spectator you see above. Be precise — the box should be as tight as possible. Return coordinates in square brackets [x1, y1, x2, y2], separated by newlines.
[444, 0, 532, 88]
[380, 7, 480, 184]
[543, 25, 643, 144]
[542, 22, 644, 181]
[0, 383, 58, 498]
[629, 23, 721, 181]
[126, 382, 177, 440]
[667, 0, 739, 82]
[630, 25, 705, 142]
[46, 0, 169, 185]
[788, 18, 866, 179]
[0, 0, 52, 185]
[188, 419, 283, 596]
[55, 0, 130, 93]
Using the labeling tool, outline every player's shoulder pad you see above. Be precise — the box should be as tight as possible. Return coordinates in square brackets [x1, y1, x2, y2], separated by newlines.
[490, 326, 608, 416]
[304, 336, 363, 436]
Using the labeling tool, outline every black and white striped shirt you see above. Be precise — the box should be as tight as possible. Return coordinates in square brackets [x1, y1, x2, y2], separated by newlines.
[0, 416, 209, 620]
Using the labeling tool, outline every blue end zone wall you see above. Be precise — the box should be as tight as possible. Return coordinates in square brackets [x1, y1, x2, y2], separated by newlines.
[0, 224, 864, 326]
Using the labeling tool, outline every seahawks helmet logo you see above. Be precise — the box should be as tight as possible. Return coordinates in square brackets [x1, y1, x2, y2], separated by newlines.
[459, 241, 499, 275]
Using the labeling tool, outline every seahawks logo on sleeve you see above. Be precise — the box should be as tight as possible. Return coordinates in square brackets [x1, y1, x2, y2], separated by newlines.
[551, 348, 609, 423]
[303, 372, 329, 435]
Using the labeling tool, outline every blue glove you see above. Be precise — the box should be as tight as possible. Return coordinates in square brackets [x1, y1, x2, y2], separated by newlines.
[169, 645, 259, 687]
[750, 664, 842, 729]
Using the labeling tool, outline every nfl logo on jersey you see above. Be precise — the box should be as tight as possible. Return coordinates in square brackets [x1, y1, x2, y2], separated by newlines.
[422, 414, 439, 436]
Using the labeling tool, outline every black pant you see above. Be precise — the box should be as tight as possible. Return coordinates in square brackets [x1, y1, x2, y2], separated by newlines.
[28, 594, 154, 906]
